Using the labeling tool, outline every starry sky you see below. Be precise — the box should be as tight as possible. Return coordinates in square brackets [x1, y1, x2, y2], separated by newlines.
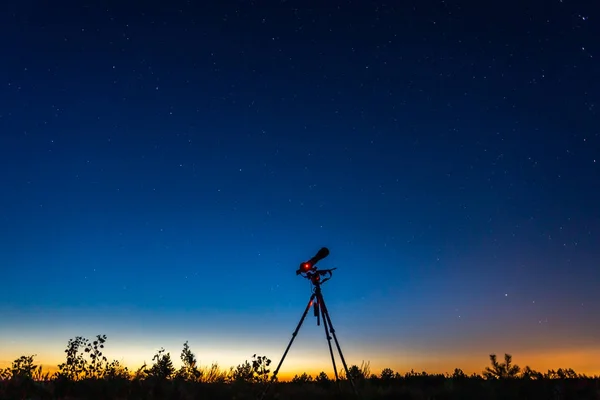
[1, 0, 599, 379]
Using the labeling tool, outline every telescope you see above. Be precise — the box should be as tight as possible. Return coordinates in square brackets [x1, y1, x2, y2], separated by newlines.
[296, 246, 330, 274]
[295, 247, 337, 285]
[260, 247, 359, 400]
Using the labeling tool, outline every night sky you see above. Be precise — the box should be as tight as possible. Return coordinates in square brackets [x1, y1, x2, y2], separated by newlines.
[1, 0, 599, 378]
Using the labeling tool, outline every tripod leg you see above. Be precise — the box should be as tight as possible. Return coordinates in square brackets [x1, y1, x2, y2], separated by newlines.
[317, 292, 360, 398]
[259, 292, 316, 400]
[319, 302, 339, 382]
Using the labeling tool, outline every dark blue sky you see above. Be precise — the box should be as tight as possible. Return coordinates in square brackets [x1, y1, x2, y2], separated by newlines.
[1, 0, 599, 377]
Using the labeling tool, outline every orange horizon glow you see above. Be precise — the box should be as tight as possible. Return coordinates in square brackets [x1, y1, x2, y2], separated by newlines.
[2, 311, 599, 381]
[2, 347, 599, 381]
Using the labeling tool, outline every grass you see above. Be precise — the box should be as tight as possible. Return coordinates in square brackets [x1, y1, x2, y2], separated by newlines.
[1, 334, 598, 400]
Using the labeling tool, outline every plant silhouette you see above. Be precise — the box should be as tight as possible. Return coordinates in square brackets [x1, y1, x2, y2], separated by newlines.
[452, 368, 467, 379]
[230, 354, 272, 384]
[146, 348, 175, 380]
[251, 354, 271, 384]
[104, 360, 130, 379]
[380, 367, 394, 381]
[7, 355, 42, 381]
[84, 334, 108, 379]
[176, 341, 202, 381]
[346, 360, 370, 381]
[291, 372, 313, 383]
[56, 336, 90, 381]
[2, 334, 599, 400]
[231, 359, 253, 383]
[483, 353, 521, 379]
[133, 362, 148, 380]
[314, 371, 331, 387]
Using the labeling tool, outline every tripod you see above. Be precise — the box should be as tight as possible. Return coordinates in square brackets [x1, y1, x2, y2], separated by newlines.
[259, 248, 359, 400]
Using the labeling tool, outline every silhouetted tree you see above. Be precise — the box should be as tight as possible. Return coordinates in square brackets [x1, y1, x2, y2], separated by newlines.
[380, 367, 395, 381]
[176, 341, 201, 381]
[483, 354, 520, 379]
[291, 372, 313, 383]
[521, 366, 543, 380]
[405, 369, 425, 378]
[347, 365, 365, 381]
[231, 360, 253, 383]
[555, 368, 579, 379]
[347, 360, 370, 382]
[452, 368, 467, 379]
[147, 348, 175, 380]
[314, 371, 330, 387]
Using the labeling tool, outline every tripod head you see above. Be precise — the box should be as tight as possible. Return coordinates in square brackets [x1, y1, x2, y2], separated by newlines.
[296, 247, 336, 286]
[304, 267, 337, 286]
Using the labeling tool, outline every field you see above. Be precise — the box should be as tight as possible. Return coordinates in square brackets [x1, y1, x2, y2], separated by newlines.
[1, 334, 598, 400]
